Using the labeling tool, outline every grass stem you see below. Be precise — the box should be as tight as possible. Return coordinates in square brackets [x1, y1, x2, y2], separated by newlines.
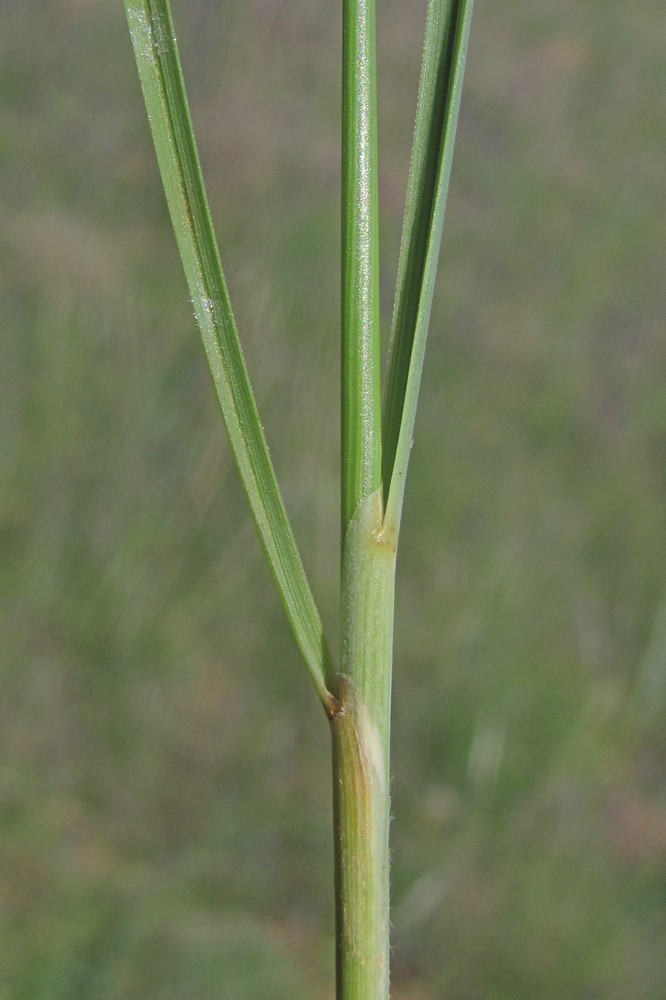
[337, 0, 393, 994]
[124, 1, 473, 996]
[341, 0, 382, 533]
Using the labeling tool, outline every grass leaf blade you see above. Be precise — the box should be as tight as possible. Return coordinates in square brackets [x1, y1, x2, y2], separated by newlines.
[382, 0, 473, 534]
[124, 0, 337, 707]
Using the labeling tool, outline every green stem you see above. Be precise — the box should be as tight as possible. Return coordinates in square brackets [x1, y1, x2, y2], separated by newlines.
[341, 0, 382, 532]
[336, 0, 391, 993]
[125, 2, 474, 997]
[331, 489, 396, 1000]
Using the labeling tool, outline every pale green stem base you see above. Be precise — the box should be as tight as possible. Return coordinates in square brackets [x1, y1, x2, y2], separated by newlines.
[329, 490, 397, 1000]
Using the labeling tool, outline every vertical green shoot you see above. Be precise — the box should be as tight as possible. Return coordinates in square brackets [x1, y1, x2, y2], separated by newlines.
[341, 0, 382, 533]
[124, 1, 475, 998]
[335, 2, 393, 998]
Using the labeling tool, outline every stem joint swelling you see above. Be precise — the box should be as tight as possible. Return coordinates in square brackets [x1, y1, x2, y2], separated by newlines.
[324, 690, 345, 721]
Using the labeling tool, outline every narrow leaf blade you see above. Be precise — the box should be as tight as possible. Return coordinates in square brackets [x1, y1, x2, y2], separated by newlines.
[124, 0, 336, 707]
[382, 0, 473, 533]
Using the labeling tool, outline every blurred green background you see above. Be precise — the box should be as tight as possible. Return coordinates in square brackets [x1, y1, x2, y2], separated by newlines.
[2, 0, 665, 997]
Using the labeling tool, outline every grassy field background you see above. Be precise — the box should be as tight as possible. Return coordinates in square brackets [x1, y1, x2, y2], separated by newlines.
[2, 1, 666, 997]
